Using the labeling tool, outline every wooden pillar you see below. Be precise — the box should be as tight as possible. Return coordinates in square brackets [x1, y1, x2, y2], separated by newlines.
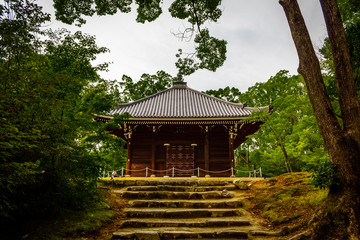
[126, 139, 132, 175]
[125, 125, 133, 176]
[204, 131, 209, 173]
[151, 132, 156, 175]
[229, 137, 234, 169]
[229, 127, 235, 170]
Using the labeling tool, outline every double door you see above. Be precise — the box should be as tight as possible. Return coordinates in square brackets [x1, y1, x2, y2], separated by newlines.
[165, 145, 194, 177]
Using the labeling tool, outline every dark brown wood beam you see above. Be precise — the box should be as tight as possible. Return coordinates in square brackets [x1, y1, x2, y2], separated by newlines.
[204, 132, 209, 172]
[151, 133, 156, 175]
[126, 139, 132, 175]
[229, 135, 234, 170]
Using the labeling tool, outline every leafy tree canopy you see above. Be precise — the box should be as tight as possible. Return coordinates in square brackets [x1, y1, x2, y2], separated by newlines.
[0, 0, 126, 226]
[206, 71, 329, 178]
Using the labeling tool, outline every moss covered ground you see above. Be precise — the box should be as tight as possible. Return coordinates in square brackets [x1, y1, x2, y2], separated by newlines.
[248, 172, 328, 236]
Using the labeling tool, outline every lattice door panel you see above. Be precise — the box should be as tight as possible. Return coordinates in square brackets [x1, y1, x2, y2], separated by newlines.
[166, 145, 194, 177]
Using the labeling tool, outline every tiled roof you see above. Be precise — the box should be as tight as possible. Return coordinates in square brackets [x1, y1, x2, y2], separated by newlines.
[109, 82, 266, 118]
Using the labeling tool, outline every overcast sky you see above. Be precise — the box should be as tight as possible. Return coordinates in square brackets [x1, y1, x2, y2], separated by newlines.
[38, 0, 328, 92]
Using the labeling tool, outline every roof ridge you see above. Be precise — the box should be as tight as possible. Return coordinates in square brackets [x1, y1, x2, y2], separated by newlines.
[115, 85, 249, 109]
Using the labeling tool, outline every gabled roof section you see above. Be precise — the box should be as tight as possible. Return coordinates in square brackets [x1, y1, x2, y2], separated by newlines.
[108, 82, 266, 119]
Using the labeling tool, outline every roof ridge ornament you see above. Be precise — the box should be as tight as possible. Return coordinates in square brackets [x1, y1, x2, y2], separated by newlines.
[177, 73, 184, 82]
[173, 73, 187, 88]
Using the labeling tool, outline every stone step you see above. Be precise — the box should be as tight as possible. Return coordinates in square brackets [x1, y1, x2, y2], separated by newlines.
[121, 190, 233, 199]
[112, 228, 249, 239]
[111, 179, 229, 187]
[109, 178, 276, 240]
[124, 208, 242, 218]
[130, 199, 243, 208]
[112, 227, 280, 239]
[126, 184, 236, 192]
[120, 217, 251, 228]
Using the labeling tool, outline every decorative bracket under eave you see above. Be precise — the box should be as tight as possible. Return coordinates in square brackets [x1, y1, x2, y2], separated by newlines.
[229, 125, 239, 140]
[124, 125, 132, 139]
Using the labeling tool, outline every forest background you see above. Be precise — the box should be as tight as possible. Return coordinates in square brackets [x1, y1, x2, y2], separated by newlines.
[0, 0, 359, 235]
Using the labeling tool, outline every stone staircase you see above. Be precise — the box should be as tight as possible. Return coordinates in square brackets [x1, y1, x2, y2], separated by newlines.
[110, 179, 278, 239]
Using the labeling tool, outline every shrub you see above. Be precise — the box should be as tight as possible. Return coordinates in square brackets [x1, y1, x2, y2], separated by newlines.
[311, 161, 340, 189]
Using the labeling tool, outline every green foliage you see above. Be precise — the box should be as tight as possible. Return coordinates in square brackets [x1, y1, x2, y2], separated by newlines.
[169, 0, 222, 25]
[246, 78, 329, 177]
[194, 28, 227, 72]
[83, 113, 130, 174]
[53, 0, 223, 26]
[120, 70, 175, 102]
[205, 86, 242, 102]
[0, 0, 125, 228]
[54, 0, 163, 25]
[135, 0, 162, 23]
[95, 0, 132, 16]
[53, 0, 94, 25]
[338, 0, 360, 26]
[81, 79, 123, 116]
[0, 161, 40, 220]
[175, 28, 227, 76]
[169, 1, 226, 75]
[175, 49, 198, 76]
[311, 161, 340, 189]
[206, 70, 330, 178]
[45, 29, 110, 77]
[0, 0, 50, 59]
[241, 70, 305, 106]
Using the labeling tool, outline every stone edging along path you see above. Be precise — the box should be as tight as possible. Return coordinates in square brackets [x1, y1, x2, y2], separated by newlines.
[104, 178, 280, 239]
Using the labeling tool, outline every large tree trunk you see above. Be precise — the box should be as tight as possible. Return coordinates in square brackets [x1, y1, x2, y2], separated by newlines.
[319, 0, 360, 193]
[279, 0, 360, 239]
[320, 0, 360, 139]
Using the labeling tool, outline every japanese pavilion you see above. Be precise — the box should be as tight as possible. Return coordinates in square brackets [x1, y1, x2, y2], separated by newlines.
[96, 80, 268, 177]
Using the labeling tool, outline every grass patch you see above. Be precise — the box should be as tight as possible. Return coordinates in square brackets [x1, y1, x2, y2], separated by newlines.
[249, 172, 328, 227]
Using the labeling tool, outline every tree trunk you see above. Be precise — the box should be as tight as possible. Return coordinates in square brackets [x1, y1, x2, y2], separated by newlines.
[246, 146, 249, 166]
[279, 0, 360, 238]
[280, 143, 292, 173]
[319, 0, 360, 194]
[319, 0, 360, 141]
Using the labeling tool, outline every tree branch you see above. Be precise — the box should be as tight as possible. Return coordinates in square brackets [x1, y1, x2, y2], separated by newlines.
[171, 26, 195, 42]
[190, 0, 206, 48]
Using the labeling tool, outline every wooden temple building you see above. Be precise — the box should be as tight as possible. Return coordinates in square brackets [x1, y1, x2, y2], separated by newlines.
[96, 80, 268, 177]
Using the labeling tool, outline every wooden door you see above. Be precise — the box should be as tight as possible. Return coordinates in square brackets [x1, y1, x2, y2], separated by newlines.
[166, 145, 194, 177]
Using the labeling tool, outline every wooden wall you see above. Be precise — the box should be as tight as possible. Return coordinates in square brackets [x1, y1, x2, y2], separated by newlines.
[128, 124, 232, 177]
[130, 125, 152, 176]
[209, 126, 231, 177]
